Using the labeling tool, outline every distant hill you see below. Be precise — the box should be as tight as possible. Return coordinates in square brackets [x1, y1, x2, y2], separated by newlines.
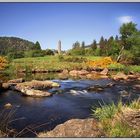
[0, 37, 39, 55]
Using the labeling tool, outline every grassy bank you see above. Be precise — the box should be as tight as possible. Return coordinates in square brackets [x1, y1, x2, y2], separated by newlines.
[92, 99, 140, 137]
[5, 55, 140, 74]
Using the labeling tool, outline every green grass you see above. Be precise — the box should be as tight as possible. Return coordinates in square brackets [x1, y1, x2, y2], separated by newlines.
[92, 99, 140, 137]
[5, 55, 140, 74]
[85, 56, 103, 60]
[6, 55, 87, 74]
[108, 63, 140, 73]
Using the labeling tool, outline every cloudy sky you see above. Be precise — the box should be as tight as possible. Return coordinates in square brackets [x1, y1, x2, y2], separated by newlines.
[0, 3, 140, 50]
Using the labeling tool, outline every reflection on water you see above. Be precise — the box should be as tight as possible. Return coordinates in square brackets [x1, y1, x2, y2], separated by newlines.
[0, 72, 59, 82]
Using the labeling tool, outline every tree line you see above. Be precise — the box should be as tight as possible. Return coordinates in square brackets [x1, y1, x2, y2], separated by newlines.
[68, 22, 140, 65]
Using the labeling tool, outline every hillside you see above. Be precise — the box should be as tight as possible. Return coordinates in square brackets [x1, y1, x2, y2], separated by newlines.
[0, 37, 37, 55]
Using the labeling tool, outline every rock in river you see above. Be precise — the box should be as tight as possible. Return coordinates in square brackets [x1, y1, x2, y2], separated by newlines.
[7, 78, 24, 83]
[14, 80, 60, 97]
[4, 80, 60, 97]
[113, 72, 128, 80]
[100, 68, 109, 75]
[21, 89, 52, 97]
[2, 78, 25, 90]
[4, 103, 12, 108]
[119, 90, 130, 97]
[87, 85, 104, 92]
[69, 70, 89, 77]
[15, 80, 60, 91]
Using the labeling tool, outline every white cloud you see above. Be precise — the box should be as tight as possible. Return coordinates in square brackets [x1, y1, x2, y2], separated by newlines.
[118, 16, 133, 24]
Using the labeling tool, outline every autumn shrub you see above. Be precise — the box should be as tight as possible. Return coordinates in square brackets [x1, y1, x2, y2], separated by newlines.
[86, 57, 117, 68]
[0, 56, 8, 70]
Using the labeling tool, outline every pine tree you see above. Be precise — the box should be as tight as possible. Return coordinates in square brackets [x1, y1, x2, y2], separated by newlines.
[92, 40, 97, 50]
[115, 35, 119, 41]
[99, 36, 105, 49]
[34, 41, 41, 50]
[81, 41, 85, 49]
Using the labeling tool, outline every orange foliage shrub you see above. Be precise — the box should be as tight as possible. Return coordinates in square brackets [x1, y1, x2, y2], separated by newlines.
[86, 57, 116, 68]
[0, 56, 8, 70]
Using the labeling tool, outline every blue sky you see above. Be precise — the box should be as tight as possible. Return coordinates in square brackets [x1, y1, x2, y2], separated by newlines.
[0, 3, 140, 50]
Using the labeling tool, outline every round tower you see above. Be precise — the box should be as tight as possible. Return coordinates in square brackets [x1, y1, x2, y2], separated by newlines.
[58, 40, 61, 55]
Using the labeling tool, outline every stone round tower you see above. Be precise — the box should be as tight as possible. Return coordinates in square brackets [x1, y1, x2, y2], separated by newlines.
[58, 40, 61, 55]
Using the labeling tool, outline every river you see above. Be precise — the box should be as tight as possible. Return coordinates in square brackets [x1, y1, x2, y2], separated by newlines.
[0, 74, 139, 137]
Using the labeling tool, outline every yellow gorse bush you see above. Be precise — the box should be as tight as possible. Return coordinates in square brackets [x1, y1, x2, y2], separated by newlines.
[0, 56, 8, 70]
[86, 57, 117, 68]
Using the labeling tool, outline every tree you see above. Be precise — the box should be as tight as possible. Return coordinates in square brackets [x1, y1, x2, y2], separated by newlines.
[99, 36, 105, 49]
[120, 22, 138, 50]
[46, 49, 54, 55]
[91, 40, 97, 50]
[128, 31, 140, 64]
[72, 41, 81, 49]
[117, 22, 137, 62]
[81, 41, 85, 49]
[70, 41, 85, 55]
[34, 41, 41, 50]
[115, 35, 119, 41]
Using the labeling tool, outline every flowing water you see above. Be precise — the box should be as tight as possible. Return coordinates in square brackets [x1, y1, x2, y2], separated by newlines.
[0, 73, 139, 137]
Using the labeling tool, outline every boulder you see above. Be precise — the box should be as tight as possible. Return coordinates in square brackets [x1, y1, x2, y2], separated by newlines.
[87, 85, 104, 92]
[8, 78, 24, 83]
[58, 74, 68, 80]
[86, 74, 95, 79]
[100, 68, 109, 75]
[62, 69, 69, 75]
[78, 70, 89, 75]
[4, 103, 12, 108]
[0, 130, 6, 137]
[69, 70, 78, 77]
[21, 89, 52, 97]
[106, 82, 115, 87]
[113, 72, 128, 80]
[58, 69, 69, 80]
[15, 80, 60, 91]
[38, 118, 104, 137]
[133, 84, 140, 89]
[13, 80, 60, 97]
[127, 75, 137, 79]
[91, 71, 98, 74]
[2, 83, 10, 90]
[119, 90, 130, 97]
[2, 82, 18, 90]
[138, 77, 140, 81]
[69, 70, 89, 77]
